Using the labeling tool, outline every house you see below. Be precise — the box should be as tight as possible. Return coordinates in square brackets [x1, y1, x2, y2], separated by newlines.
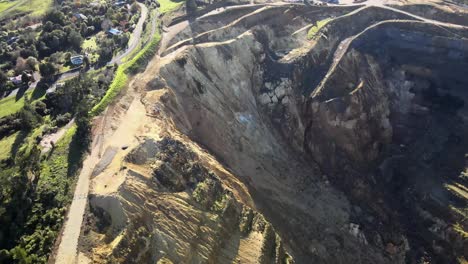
[73, 13, 88, 21]
[70, 55, 84, 65]
[108, 28, 123, 36]
[9, 72, 32, 85]
[6, 37, 19, 45]
[114, 1, 127, 6]
[9, 75, 23, 85]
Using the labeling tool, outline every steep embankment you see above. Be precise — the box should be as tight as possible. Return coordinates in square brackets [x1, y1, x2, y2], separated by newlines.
[389, 4, 468, 27]
[80, 3, 468, 264]
[83, 136, 292, 263]
[305, 20, 468, 262]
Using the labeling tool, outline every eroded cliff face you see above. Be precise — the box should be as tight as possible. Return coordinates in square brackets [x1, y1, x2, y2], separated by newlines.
[80, 3, 468, 264]
[82, 136, 292, 263]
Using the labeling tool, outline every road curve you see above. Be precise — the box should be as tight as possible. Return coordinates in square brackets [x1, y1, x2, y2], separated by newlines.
[110, 2, 148, 65]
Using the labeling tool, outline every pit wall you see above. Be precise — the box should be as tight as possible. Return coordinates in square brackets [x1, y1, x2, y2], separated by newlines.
[163, 4, 359, 56]
[157, 28, 390, 263]
[389, 4, 468, 27]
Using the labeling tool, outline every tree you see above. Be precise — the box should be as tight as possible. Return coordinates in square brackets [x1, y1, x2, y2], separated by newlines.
[33, 101, 48, 116]
[75, 106, 91, 151]
[67, 30, 83, 51]
[15, 57, 27, 74]
[130, 2, 139, 13]
[20, 46, 38, 59]
[97, 39, 114, 64]
[45, 75, 95, 115]
[186, 0, 197, 13]
[10, 247, 32, 264]
[43, 10, 66, 26]
[39, 62, 57, 80]
[101, 19, 112, 31]
[0, 72, 7, 94]
[80, 23, 88, 37]
[18, 97, 40, 131]
[83, 56, 91, 68]
[43, 21, 54, 32]
[26, 57, 38, 71]
[21, 72, 29, 85]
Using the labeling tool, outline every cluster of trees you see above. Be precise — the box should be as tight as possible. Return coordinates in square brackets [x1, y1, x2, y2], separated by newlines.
[0, 72, 10, 94]
[0, 72, 107, 263]
[0, 0, 140, 90]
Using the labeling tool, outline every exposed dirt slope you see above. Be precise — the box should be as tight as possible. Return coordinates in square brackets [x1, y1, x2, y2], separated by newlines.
[79, 2, 468, 264]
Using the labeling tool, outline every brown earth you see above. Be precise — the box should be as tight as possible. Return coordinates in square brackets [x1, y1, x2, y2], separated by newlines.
[76, 1, 468, 264]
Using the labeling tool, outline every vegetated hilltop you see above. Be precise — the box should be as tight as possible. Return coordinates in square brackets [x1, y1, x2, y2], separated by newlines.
[80, 0, 468, 263]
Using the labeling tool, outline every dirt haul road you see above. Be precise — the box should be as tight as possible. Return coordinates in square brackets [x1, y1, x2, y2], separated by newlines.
[53, 5, 149, 264]
[54, 90, 148, 264]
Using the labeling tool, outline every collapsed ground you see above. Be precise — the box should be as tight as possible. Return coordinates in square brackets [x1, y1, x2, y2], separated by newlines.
[76, 1, 468, 264]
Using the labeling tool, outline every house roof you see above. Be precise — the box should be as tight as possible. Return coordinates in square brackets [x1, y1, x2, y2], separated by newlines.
[10, 74, 24, 84]
[74, 13, 88, 20]
[6, 37, 19, 45]
[114, 1, 126, 6]
[108, 28, 123, 35]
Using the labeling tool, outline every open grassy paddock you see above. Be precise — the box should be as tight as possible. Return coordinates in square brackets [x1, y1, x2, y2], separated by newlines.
[158, 0, 184, 14]
[0, 0, 52, 19]
[0, 94, 27, 118]
[0, 131, 20, 161]
[0, 84, 47, 118]
[0, 0, 16, 14]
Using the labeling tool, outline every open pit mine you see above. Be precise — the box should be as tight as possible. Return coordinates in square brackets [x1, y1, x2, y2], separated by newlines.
[61, 1, 468, 263]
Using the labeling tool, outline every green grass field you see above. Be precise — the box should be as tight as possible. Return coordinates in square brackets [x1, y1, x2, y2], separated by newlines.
[158, 0, 183, 14]
[0, 85, 47, 118]
[82, 36, 98, 51]
[0, 0, 52, 19]
[0, 94, 27, 118]
[0, 131, 19, 161]
[0, 0, 16, 14]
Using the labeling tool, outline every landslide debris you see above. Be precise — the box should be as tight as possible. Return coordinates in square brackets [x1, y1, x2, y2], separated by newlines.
[81, 136, 292, 264]
[80, 2, 468, 264]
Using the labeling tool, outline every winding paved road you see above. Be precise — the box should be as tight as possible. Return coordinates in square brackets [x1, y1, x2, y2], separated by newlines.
[110, 2, 148, 65]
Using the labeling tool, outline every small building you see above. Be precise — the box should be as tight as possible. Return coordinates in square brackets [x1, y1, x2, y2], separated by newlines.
[10, 75, 23, 85]
[9, 72, 32, 85]
[108, 28, 123, 36]
[73, 13, 88, 21]
[6, 37, 19, 45]
[114, 1, 127, 6]
[70, 55, 84, 65]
